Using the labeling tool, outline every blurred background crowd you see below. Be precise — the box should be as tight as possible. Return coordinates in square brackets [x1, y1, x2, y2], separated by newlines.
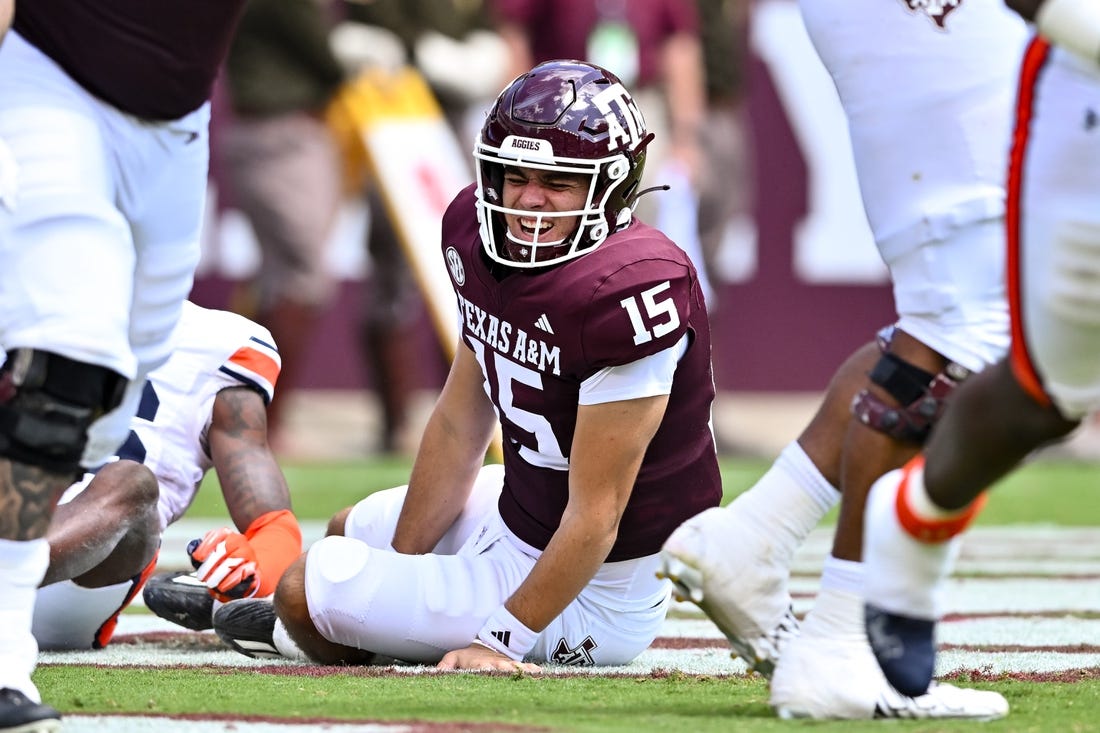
[190, 0, 907, 460]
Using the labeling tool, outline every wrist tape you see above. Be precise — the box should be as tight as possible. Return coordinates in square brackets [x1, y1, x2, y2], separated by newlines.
[475, 605, 538, 661]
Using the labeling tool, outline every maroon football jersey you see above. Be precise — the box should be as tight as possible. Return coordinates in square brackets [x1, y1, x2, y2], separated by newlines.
[14, 0, 246, 120]
[442, 185, 721, 561]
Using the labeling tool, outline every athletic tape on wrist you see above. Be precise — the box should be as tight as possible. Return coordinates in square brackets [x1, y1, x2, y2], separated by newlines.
[1037, 0, 1100, 63]
[475, 606, 538, 661]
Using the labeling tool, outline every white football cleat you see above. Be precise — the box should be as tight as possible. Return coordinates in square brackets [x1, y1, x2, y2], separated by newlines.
[770, 587, 1007, 721]
[873, 682, 1008, 721]
[658, 505, 798, 678]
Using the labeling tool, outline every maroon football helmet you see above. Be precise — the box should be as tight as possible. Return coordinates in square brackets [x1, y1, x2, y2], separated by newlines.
[474, 60, 650, 268]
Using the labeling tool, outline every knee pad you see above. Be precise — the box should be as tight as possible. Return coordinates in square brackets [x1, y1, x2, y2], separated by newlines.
[851, 328, 971, 444]
[0, 349, 127, 474]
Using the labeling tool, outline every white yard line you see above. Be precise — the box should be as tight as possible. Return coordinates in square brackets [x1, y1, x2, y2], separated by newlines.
[61, 718, 411, 732]
[36, 524, 1100, 733]
[44, 524, 1100, 677]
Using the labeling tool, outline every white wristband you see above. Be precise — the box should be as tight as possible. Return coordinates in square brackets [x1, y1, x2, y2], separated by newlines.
[475, 606, 538, 662]
[1036, 0, 1100, 63]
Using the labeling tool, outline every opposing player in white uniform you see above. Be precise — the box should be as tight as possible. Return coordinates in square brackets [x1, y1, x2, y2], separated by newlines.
[864, 0, 1100, 703]
[659, 0, 1025, 720]
[30, 302, 303, 650]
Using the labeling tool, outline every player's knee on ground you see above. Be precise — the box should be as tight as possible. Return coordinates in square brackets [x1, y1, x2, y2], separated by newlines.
[0, 349, 126, 476]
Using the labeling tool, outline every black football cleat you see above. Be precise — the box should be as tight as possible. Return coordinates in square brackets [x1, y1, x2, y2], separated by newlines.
[213, 598, 281, 659]
[0, 688, 61, 733]
[142, 571, 215, 631]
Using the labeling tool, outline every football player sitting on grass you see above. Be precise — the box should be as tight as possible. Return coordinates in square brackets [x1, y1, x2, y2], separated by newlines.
[211, 60, 723, 671]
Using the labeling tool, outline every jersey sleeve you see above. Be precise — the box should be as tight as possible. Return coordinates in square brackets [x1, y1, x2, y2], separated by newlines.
[578, 256, 695, 375]
[218, 334, 282, 404]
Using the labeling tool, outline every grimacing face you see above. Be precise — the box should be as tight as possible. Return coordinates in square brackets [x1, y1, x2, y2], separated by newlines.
[500, 165, 588, 258]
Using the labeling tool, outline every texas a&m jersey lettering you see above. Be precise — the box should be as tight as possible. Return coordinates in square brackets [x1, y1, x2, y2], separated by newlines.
[468, 337, 567, 470]
[456, 292, 561, 376]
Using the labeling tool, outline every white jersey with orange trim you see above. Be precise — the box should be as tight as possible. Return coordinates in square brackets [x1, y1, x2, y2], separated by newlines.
[113, 301, 281, 529]
[1008, 40, 1100, 419]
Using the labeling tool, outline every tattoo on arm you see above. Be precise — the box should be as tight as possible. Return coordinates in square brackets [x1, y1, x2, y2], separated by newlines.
[0, 460, 71, 539]
[209, 388, 292, 529]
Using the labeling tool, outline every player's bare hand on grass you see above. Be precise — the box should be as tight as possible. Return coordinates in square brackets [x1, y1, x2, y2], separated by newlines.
[436, 644, 542, 673]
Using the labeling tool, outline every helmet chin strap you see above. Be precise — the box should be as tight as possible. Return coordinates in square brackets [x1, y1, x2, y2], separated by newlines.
[632, 183, 670, 204]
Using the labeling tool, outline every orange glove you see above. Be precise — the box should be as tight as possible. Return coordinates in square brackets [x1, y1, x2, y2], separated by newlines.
[188, 509, 303, 601]
[188, 527, 261, 602]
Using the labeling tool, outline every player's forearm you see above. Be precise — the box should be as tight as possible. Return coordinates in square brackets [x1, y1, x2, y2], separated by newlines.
[394, 345, 497, 553]
[209, 387, 293, 529]
[216, 444, 293, 531]
[392, 387, 496, 553]
[391, 413, 489, 553]
[507, 507, 619, 632]
[493, 396, 666, 630]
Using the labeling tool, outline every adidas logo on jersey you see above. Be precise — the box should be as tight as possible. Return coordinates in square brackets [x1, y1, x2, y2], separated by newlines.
[535, 314, 554, 334]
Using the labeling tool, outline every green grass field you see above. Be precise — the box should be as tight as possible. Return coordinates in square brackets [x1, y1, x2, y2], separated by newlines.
[37, 456, 1100, 732]
[189, 454, 1100, 527]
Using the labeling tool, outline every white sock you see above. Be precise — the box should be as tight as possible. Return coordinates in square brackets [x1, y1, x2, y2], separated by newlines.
[819, 554, 864, 596]
[865, 468, 961, 619]
[802, 583, 865, 641]
[0, 538, 50, 701]
[782, 441, 843, 515]
[728, 441, 840, 551]
[33, 578, 132, 650]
